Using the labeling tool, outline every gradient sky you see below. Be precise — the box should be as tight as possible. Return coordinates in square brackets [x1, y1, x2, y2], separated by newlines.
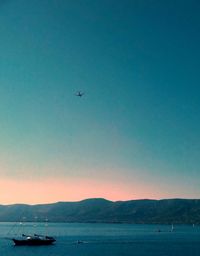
[0, 0, 200, 204]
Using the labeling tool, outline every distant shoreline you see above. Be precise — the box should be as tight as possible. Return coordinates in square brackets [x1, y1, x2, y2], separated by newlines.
[0, 198, 200, 224]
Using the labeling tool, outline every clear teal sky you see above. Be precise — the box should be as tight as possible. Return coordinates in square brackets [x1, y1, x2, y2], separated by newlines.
[0, 0, 200, 203]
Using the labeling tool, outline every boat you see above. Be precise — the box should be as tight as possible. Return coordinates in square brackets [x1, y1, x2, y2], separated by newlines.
[12, 234, 56, 246]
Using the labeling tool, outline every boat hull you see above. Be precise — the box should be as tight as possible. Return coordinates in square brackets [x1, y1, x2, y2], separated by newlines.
[12, 238, 55, 246]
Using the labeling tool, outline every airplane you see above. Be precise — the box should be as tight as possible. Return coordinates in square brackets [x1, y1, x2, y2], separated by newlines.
[75, 91, 84, 97]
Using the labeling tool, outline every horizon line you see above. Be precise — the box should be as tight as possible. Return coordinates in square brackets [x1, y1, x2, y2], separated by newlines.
[1, 197, 200, 206]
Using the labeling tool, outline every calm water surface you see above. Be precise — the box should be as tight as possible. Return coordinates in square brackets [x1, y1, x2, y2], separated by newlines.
[0, 222, 200, 255]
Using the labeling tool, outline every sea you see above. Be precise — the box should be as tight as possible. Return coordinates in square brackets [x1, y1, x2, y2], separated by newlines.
[0, 222, 200, 256]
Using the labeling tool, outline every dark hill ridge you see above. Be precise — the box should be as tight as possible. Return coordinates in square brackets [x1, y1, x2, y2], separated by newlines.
[0, 198, 200, 224]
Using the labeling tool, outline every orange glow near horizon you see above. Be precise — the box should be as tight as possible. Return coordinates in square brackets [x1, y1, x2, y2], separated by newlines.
[0, 177, 166, 205]
[1, 176, 194, 205]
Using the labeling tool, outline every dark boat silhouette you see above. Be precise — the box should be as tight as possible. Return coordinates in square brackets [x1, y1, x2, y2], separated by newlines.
[12, 234, 56, 246]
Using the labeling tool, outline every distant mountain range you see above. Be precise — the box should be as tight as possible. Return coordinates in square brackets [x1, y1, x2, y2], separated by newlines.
[0, 198, 200, 224]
